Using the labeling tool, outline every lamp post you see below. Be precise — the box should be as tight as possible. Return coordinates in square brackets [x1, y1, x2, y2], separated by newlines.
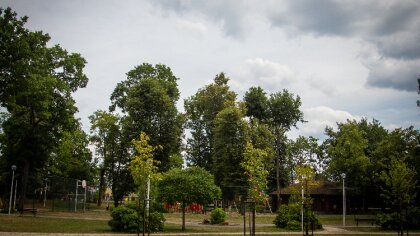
[341, 173, 346, 227]
[301, 176, 305, 236]
[9, 165, 17, 215]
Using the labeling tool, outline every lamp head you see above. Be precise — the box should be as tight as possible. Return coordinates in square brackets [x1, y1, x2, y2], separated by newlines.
[11, 165, 16, 171]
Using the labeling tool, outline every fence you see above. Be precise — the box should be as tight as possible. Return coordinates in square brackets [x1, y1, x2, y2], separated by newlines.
[16, 175, 97, 213]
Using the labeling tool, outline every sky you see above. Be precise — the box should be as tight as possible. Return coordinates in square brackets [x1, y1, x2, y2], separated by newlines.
[2, 0, 419, 140]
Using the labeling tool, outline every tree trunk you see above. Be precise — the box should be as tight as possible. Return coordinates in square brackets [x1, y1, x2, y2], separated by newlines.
[182, 202, 186, 231]
[19, 159, 30, 211]
[97, 168, 105, 206]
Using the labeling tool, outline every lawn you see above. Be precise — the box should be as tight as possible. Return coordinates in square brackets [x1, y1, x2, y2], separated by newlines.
[2, 211, 418, 235]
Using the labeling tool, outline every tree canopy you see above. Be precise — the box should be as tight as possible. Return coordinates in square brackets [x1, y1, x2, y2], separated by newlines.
[157, 167, 221, 230]
[0, 7, 88, 208]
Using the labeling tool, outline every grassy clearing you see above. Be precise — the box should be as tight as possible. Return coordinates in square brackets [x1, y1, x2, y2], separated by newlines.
[0, 214, 110, 233]
[3, 211, 411, 235]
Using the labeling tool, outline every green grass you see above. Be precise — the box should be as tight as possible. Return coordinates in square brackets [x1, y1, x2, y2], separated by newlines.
[0, 214, 110, 233]
[2, 211, 419, 235]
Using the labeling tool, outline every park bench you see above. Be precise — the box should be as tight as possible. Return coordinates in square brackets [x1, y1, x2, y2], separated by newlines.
[354, 218, 375, 226]
[20, 208, 37, 216]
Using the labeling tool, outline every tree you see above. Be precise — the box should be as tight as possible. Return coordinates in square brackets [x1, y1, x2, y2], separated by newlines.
[130, 132, 161, 232]
[157, 167, 221, 231]
[0, 8, 88, 209]
[90, 110, 133, 207]
[325, 121, 371, 191]
[244, 86, 268, 121]
[213, 105, 248, 200]
[110, 63, 183, 172]
[184, 73, 236, 171]
[267, 90, 305, 206]
[287, 136, 320, 182]
[241, 142, 270, 203]
[48, 123, 94, 180]
[380, 160, 417, 235]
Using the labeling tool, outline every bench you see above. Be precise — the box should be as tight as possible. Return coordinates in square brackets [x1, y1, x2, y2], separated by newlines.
[355, 218, 375, 226]
[20, 208, 37, 216]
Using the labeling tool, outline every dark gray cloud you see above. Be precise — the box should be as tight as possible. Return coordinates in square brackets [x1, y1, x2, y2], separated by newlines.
[153, 0, 420, 92]
[365, 59, 419, 91]
[154, 0, 248, 38]
[269, 0, 354, 37]
[268, 0, 420, 59]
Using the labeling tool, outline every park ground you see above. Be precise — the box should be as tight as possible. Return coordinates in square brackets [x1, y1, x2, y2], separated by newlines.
[1, 209, 420, 235]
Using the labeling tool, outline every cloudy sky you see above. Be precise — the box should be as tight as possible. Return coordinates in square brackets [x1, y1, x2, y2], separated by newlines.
[2, 0, 419, 140]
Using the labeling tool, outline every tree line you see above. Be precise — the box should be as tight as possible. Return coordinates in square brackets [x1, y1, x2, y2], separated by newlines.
[0, 8, 418, 225]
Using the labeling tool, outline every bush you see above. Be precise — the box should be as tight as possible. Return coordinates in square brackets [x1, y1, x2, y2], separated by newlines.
[273, 203, 322, 230]
[108, 204, 139, 232]
[210, 208, 227, 224]
[148, 211, 165, 231]
[377, 207, 420, 230]
[108, 203, 165, 232]
[287, 220, 301, 230]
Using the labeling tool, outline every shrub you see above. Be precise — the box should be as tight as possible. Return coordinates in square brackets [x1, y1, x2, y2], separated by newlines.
[377, 207, 420, 230]
[108, 204, 139, 232]
[108, 203, 165, 232]
[273, 203, 322, 230]
[287, 220, 301, 230]
[148, 211, 165, 232]
[210, 208, 227, 224]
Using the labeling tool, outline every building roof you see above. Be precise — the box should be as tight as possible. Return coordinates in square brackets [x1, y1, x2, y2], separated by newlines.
[270, 181, 342, 196]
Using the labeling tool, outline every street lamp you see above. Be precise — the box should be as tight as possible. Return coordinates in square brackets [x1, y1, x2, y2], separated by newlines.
[341, 173, 346, 227]
[301, 176, 306, 236]
[9, 165, 17, 215]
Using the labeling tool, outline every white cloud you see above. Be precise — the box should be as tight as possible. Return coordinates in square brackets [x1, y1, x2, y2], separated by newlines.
[293, 106, 361, 139]
[230, 58, 296, 93]
[176, 19, 207, 37]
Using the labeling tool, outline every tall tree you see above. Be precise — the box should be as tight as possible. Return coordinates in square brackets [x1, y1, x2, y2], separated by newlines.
[213, 105, 248, 200]
[89, 111, 133, 207]
[184, 73, 236, 171]
[0, 8, 88, 209]
[267, 90, 305, 205]
[110, 63, 183, 172]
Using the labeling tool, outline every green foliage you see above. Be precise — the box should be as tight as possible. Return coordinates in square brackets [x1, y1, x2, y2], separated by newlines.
[157, 167, 221, 230]
[0, 7, 88, 208]
[287, 136, 320, 179]
[157, 167, 221, 205]
[130, 131, 161, 193]
[273, 203, 322, 230]
[286, 220, 301, 230]
[210, 208, 227, 224]
[184, 73, 237, 171]
[244, 86, 268, 121]
[376, 208, 420, 231]
[241, 142, 270, 203]
[49, 124, 94, 180]
[90, 110, 133, 207]
[267, 90, 305, 131]
[108, 203, 165, 232]
[325, 121, 371, 190]
[148, 211, 166, 232]
[108, 204, 138, 232]
[274, 203, 301, 228]
[110, 63, 184, 172]
[213, 105, 248, 199]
